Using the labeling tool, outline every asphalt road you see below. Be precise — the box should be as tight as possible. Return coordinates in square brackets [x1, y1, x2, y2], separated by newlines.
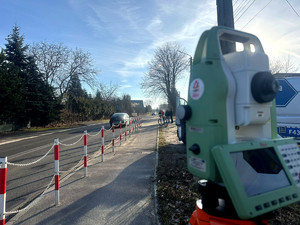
[7, 117, 157, 225]
[0, 120, 139, 216]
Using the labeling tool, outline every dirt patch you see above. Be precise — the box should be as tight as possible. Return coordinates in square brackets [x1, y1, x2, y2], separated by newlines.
[157, 123, 300, 225]
[269, 204, 300, 225]
[156, 124, 199, 225]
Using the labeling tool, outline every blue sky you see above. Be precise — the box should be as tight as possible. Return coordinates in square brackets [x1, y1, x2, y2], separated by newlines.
[1, 0, 300, 108]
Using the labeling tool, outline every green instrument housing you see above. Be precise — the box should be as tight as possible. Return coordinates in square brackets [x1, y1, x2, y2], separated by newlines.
[212, 138, 300, 219]
[186, 26, 277, 181]
[185, 26, 300, 219]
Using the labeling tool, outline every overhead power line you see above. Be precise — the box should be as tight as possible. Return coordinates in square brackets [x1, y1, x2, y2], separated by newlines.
[235, 0, 256, 23]
[234, 0, 251, 17]
[285, 0, 300, 18]
[241, 0, 274, 30]
[233, 0, 240, 7]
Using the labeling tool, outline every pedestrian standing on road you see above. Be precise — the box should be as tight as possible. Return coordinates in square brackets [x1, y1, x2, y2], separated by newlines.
[170, 108, 173, 123]
[159, 109, 165, 123]
[165, 110, 170, 123]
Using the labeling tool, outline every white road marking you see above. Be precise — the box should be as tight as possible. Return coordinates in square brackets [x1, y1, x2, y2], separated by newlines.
[0, 135, 40, 146]
[0, 123, 102, 146]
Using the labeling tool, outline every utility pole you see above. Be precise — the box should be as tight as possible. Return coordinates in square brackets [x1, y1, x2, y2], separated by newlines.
[216, 0, 235, 54]
[216, 0, 234, 29]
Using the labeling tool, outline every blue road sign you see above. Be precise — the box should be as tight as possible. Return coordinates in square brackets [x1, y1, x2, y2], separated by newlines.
[275, 79, 297, 107]
[277, 126, 300, 139]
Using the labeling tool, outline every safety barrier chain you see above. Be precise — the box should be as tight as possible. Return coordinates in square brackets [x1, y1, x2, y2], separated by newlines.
[86, 129, 102, 137]
[6, 144, 55, 167]
[86, 121, 124, 137]
[0, 117, 143, 225]
[59, 134, 84, 146]
[104, 126, 113, 132]
[5, 174, 55, 215]
[60, 156, 84, 174]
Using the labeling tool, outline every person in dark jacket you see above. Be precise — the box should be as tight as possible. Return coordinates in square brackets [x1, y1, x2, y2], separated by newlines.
[165, 109, 170, 123]
[169, 108, 173, 123]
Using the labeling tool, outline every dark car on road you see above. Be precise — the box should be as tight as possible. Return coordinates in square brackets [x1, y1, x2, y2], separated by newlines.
[110, 113, 130, 128]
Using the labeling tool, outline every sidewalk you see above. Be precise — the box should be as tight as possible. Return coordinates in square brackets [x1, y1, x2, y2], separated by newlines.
[7, 118, 158, 225]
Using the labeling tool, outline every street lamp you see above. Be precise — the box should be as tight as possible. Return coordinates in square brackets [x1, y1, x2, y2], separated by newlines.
[177, 50, 192, 76]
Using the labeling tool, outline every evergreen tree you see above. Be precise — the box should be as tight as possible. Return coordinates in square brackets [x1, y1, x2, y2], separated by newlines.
[3, 25, 61, 127]
[4, 25, 28, 71]
[121, 94, 133, 115]
[95, 90, 102, 100]
[0, 50, 24, 124]
[66, 74, 85, 115]
[24, 56, 61, 126]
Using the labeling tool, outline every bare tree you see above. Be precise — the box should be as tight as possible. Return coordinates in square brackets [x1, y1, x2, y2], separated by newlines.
[29, 42, 97, 101]
[144, 99, 153, 108]
[29, 42, 69, 86]
[97, 82, 118, 102]
[57, 48, 97, 99]
[270, 55, 298, 74]
[141, 42, 189, 112]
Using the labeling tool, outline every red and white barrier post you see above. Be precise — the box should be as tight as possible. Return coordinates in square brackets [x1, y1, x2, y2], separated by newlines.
[112, 125, 115, 153]
[54, 138, 60, 205]
[101, 126, 104, 162]
[84, 130, 88, 177]
[129, 120, 131, 137]
[133, 119, 135, 133]
[124, 121, 127, 141]
[0, 157, 7, 225]
[119, 123, 122, 146]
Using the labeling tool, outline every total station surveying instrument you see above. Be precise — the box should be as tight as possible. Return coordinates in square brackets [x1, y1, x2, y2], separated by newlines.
[177, 26, 300, 224]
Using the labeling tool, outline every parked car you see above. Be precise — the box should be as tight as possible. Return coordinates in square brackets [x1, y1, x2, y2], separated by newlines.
[110, 113, 130, 128]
